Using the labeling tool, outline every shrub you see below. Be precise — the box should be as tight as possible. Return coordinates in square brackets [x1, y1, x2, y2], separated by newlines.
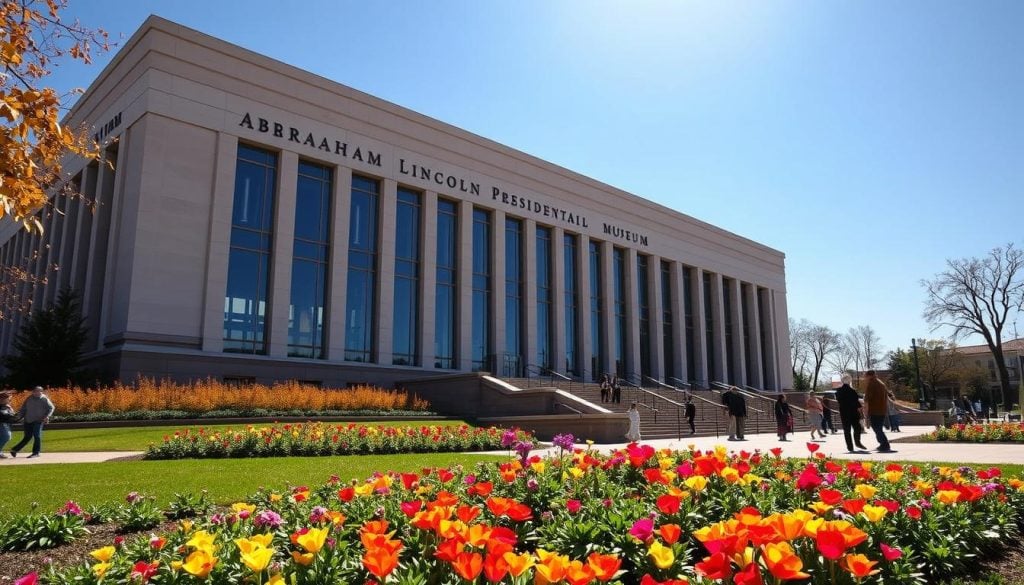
[0, 501, 88, 552]
[9, 379, 429, 416]
[924, 422, 1024, 443]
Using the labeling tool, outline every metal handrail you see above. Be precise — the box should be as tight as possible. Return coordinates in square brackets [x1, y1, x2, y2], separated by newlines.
[710, 382, 766, 415]
[667, 377, 692, 389]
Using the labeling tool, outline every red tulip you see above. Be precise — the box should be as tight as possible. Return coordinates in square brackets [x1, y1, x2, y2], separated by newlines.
[806, 442, 820, 453]
[881, 543, 903, 561]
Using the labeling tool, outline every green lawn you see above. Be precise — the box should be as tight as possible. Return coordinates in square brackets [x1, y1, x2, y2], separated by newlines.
[36, 419, 467, 452]
[0, 453, 505, 518]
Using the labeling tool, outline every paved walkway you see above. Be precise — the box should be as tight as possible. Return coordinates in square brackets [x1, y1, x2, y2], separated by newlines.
[2, 426, 1023, 465]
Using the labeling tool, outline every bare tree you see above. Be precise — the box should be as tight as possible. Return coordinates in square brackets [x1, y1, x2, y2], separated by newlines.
[922, 243, 1024, 410]
[808, 324, 841, 391]
[846, 325, 884, 371]
[844, 328, 863, 372]
[828, 336, 857, 376]
[789, 318, 811, 383]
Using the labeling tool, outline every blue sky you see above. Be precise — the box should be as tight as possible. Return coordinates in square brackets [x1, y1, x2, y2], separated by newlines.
[51, 1, 1024, 358]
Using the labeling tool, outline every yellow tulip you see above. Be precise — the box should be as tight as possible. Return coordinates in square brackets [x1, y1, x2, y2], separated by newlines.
[231, 502, 256, 515]
[808, 501, 833, 515]
[250, 533, 274, 547]
[861, 505, 887, 523]
[684, 476, 708, 492]
[90, 546, 116, 562]
[92, 562, 111, 578]
[241, 544, 274, 572]
[568, 467, 585, 479]
[267, 574, 284, 585]
[186, 530, 217, 552]
[720, 467, 741, 483]
[883, 470, 904, 483]
[296, 527, 329, 554]
[648, 541, 675, 569]
[182, 549, 217, 578]
[853, 484, 877, 499]
[937, 490, 961, 505]
[354, 483, 374, 496]
[531, 461, 546, 473]
[291, 550, 315, 566]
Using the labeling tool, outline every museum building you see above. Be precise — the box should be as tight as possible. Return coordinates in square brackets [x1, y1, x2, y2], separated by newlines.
[0, 16, 794, 391]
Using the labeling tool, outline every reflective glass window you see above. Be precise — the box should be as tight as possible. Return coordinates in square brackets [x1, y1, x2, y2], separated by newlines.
[589, 241, 604, 380]
[393, 188, 421, 365]
[723, 277, 735, 384]
[703, 272, 716, 382]
[345, 175, 379, 362]
[504, 218, 523, 375]
[741, 283, 753, 385]
[434, 200, 458, 369]
[472, 209, 492, 371]
[638, 255, 651, 378]
[612, 248, 627, 377]
[288, 161, 331, 358]
[224, 144, 276, 353]
[563, 234, 579, 375]
[683, 266, 696, 384]
[536, 226, 552, 370]
[661, 261, 675, 381]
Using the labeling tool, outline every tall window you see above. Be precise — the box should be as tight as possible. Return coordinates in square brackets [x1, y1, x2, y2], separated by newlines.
[638, 255, 652, 379]
[344, 175, 379, 362]
[224, 144, 276, 354]
[563, 234, 579, 375]
[661, 261, 674, 381]
[288, 161, 331, 358]
[612, 247, 627, 377]
[472, 209, 492, 371]
[723, 277, 735, 384]
[741, 283, 753, 386]
[589, 241, 604, 380]
[393, 188, 421, 365]
[758, 288, 771, 389]
[683, 267, 696, 383]
[536, 226, 553, 370]
[703, 272, 716, 382]
[504, 218, 523, 375]
[434, 200, 458, 369]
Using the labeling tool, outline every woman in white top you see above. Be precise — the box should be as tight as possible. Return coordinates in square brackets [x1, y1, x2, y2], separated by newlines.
[626, 402, 642, 442]
[805, 393, 825, 440]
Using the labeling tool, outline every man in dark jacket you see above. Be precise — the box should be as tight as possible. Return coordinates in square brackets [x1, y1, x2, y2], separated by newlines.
[863, 370, 893, 452]
[721, 388, 747, 441]
[834, 374, 868, 452]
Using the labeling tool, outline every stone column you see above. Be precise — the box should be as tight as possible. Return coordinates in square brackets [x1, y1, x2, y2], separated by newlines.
[325, 167, 352, 361]
[708, 273, 728, 385]
[267, 151, 298, 358]
[772, 289, 793, 389]
[625, 248, 642, 380]
[578, 234, 593, 380]
[96, 141, 129, 351]
[375, 179, 398, 365]
[201, 133, 239, 353]
[649, 256, 664, 381]
[729, 277, 747, 386]
[418, 190, 438, 368]
[601, 241, 615, 377]
[690, 268, 709, 387]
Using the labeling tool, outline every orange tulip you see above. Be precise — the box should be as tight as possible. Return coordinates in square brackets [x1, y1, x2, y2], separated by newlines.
[843, 553, 880, 579]
[482, 552, 509, 583]
[362, 547, 401, 580]
[451, 551, 484, 581]
[762, 542, 810, 581]
[659, 524, 682, 545]
[502, 551, 536, 577]
[535, 549, 569, 584]
[586, 552, 621, 581]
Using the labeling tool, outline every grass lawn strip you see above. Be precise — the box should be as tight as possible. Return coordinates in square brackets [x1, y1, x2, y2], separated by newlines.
[37, 419, 467, 452]
[0, 453, 506, 518]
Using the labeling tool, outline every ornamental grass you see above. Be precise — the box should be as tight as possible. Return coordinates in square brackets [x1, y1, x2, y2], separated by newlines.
[145, 424, 533, 459]
[925, 421, 1024, 443]
[8, 379, 428, 415]
[22, 441, 1024, 585]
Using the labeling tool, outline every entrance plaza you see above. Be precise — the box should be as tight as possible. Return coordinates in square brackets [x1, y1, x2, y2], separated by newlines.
[6, 426, 1023, 466]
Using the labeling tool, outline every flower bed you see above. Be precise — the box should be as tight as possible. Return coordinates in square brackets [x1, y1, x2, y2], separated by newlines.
[18, 441, 1020, 584]
[924, 421, 1024, 443]
[10, 379, 428, 419]
[144, 424, 532, 459]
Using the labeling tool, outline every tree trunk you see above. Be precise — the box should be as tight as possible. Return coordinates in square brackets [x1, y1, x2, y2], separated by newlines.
[991, 349, 1014, 412]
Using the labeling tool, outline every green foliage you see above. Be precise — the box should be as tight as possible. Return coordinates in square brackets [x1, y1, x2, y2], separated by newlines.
[2, 288, 87, 388]
[116, 492, 165, 533]
[166, 490, 214, 520]
[0, 507, 87, 551]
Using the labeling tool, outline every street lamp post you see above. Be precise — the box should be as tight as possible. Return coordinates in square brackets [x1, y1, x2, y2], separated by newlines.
[911, 338, 926, 409]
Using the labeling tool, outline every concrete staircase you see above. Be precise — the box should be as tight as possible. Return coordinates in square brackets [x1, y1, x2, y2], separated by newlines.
[500, 377, 815, 440]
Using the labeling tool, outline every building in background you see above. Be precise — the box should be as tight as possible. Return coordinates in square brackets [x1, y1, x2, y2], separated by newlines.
[0, 17, 793, 390]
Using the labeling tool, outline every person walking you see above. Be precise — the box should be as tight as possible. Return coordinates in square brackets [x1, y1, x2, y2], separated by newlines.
[821, 402, 838, 434]
[886, 391, 902, 432]
[0, 392, 18, 458]
[599, 374, 611, 403]
[774, 394, 793, 441]
[721, 387, 747, 441]
[835, 374, 868, 452]
[805, 392, 825, 440]
[684, 395, 696, 435]
[625, 402, 642, 442]
[10, 386, 55, 458]
[611, 375, 622, 404]
[863, 371, 893, 453]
